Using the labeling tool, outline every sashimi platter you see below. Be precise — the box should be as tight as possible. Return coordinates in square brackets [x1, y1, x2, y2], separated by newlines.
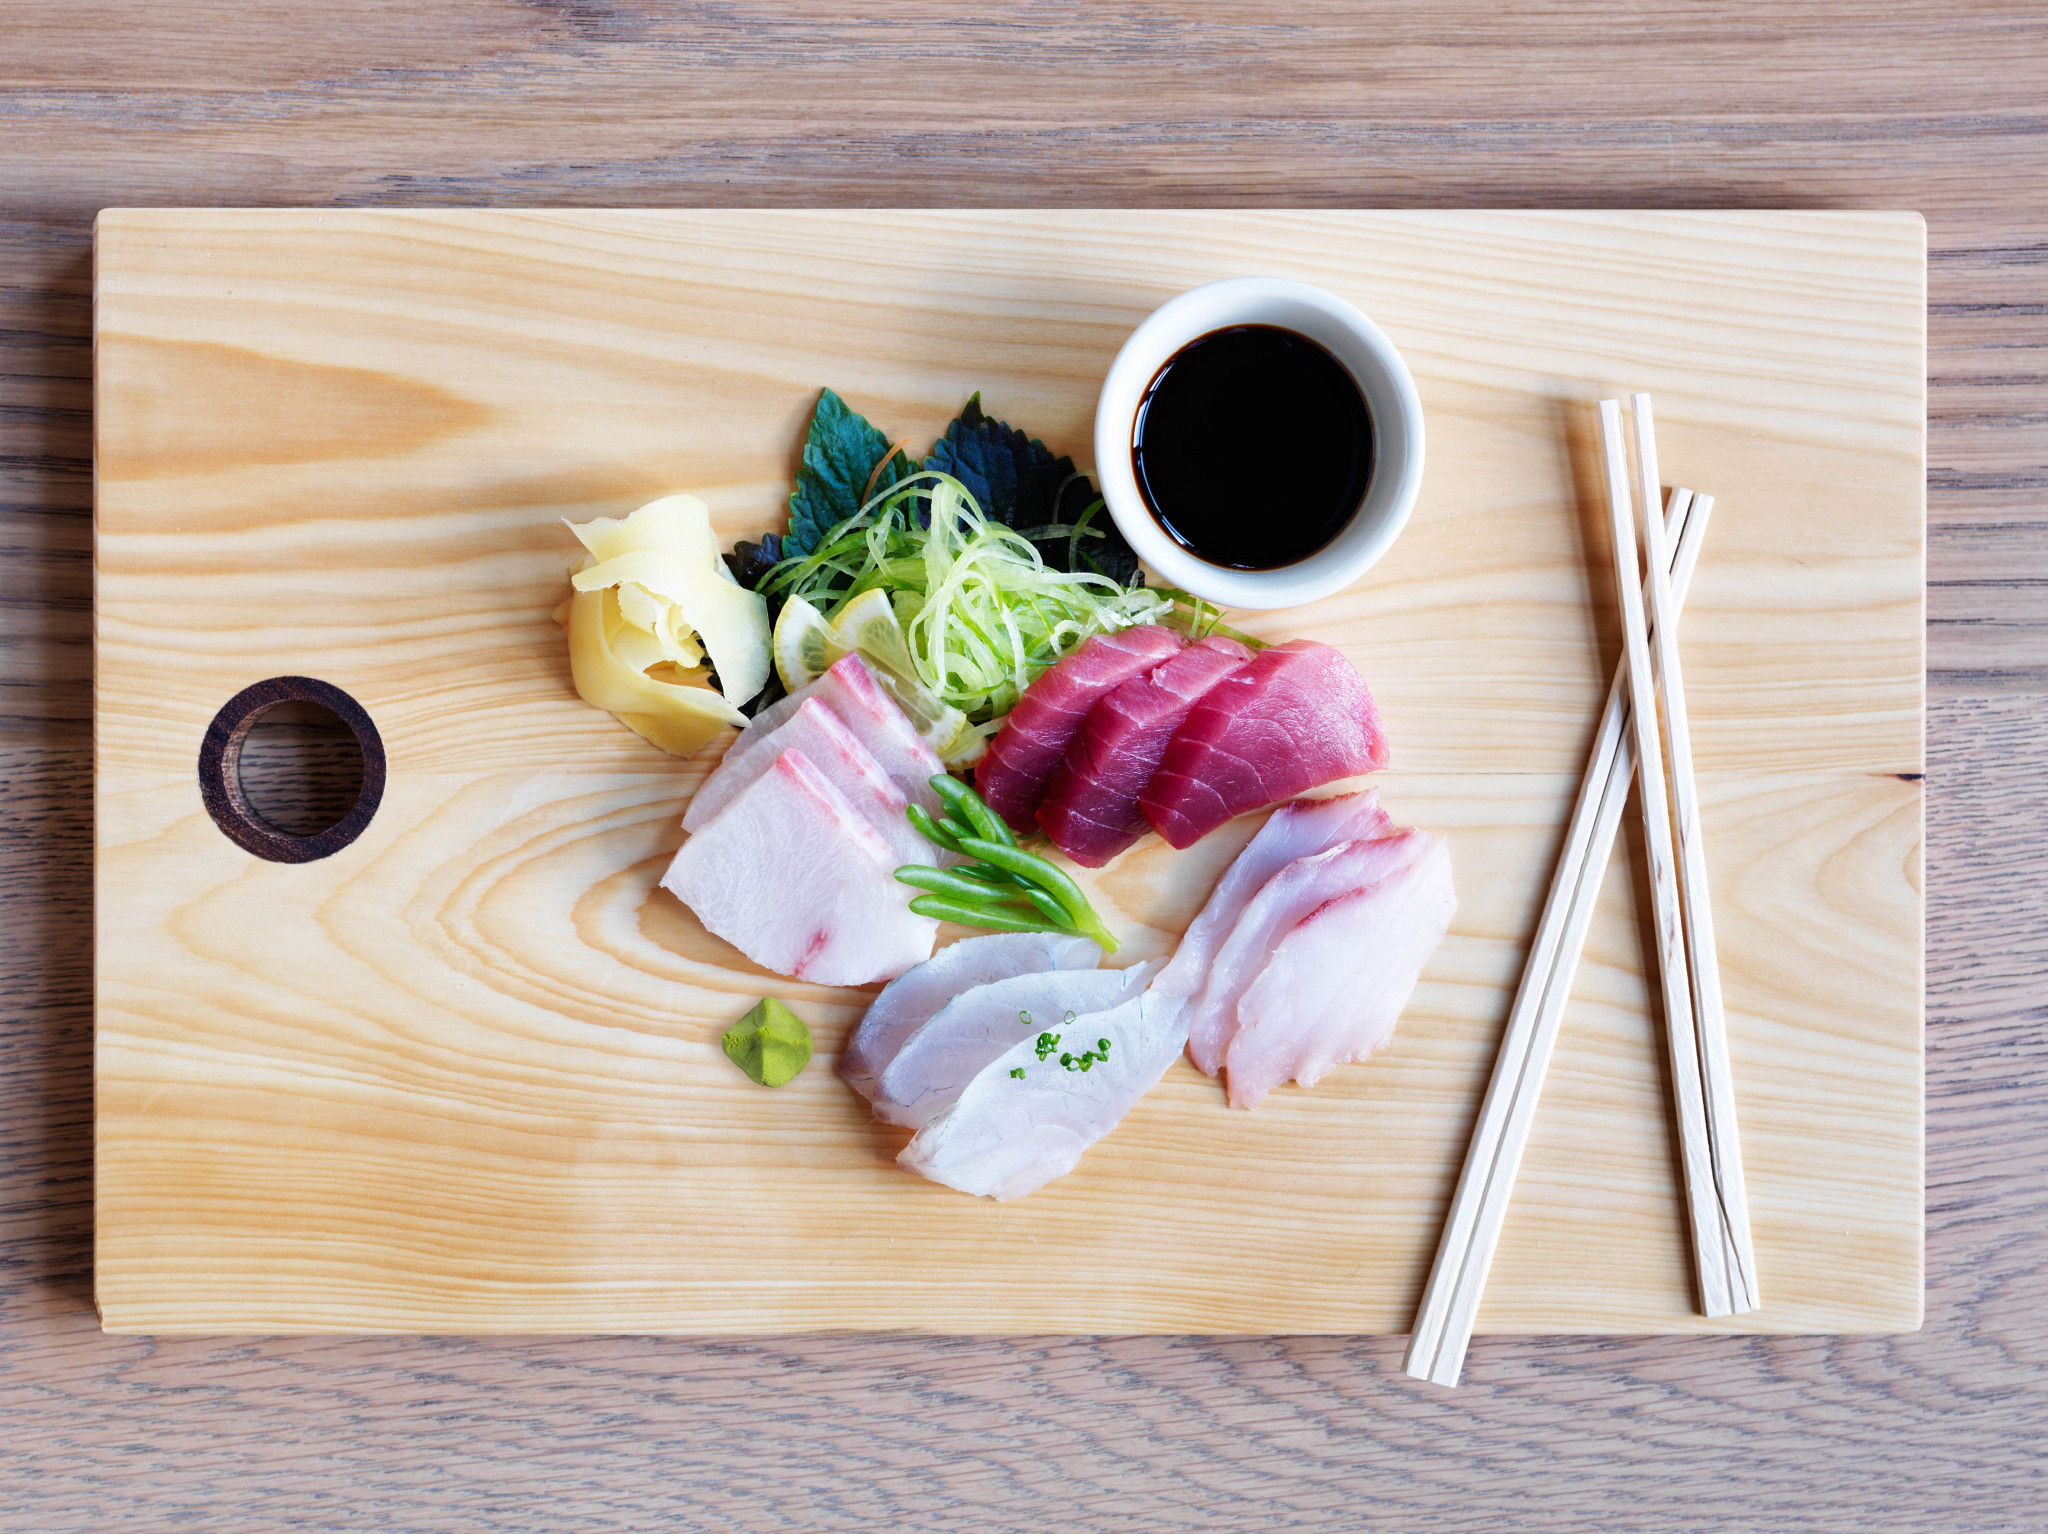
[93, 211, 1926, 1357]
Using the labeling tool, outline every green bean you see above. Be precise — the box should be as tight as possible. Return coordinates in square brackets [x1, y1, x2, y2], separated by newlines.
[953, 836, 1119, 953]
[945, 862, 1022, 888]
[1021, 886, 1073, 929]
[894, 865, 1041, 907]
[905, 896, 1067, 935]
[905, 803, 968, 856]
[929, 774, 1016, 848]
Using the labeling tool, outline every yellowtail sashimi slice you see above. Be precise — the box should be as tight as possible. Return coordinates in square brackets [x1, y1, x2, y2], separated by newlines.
[840, 933, 1102, 1098]
[662, 747, 936, 986]
[1151, 790, 1392, 1016]
[687, 653, 945, 831]
[898, 983, 1187, 1201]
[1226, 834, 1456, 1110]
[1186, 828, 1427, 1077]
[870, 961, 1155, 1130]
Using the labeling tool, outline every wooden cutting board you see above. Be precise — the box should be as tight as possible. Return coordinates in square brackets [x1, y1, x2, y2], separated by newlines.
[93, 210, 1924, 1336]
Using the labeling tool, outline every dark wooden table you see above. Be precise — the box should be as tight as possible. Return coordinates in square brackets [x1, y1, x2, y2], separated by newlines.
[5, 5, 2043, 1528]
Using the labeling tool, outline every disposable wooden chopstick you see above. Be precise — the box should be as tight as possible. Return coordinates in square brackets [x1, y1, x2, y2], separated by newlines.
[1604, 396, 1751, 1319]
[1402, 478, 1712, 1389]
[1629, 394, 1760, 1315]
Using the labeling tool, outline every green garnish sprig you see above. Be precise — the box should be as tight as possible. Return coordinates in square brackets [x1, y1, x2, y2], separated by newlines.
[894, 776, 1121, 953]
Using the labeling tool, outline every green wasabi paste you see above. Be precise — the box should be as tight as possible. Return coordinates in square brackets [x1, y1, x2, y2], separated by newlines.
[723, 998, 812, 1088]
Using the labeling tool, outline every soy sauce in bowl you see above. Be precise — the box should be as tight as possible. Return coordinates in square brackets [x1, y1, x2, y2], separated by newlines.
[1131, 324, 1375, 571]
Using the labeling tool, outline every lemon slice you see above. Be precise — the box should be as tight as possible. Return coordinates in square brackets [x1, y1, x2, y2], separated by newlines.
[828, 588, 915, 671]
[826, 588, 976, 763]
[772, 593, 844, 692]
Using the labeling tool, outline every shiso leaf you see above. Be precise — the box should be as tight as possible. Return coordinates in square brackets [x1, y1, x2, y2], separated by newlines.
[786, 389, 912, 560]
[722, 997, 813, 1088]
[924, 393, 1140, 585]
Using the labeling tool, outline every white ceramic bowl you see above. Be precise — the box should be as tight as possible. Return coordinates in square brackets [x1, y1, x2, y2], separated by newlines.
[1093, 277, 1425, 610]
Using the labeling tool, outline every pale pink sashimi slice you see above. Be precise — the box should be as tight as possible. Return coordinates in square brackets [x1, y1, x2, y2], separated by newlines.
[1140, 640, 1390, 849]
[975, 625, 1185, 835]
[687, 653, 945, 831]
[1225, 834, 1457, 1110]
[1035, 635, 1254, 867]
[898, 984, 1186, 1201]
[839, 932, 1102, 1097]
[681, 697, 929, 869]
[1186, 828, 1429, 1076]
[870, 961, 1155, 1129]
[1149, 790, 1393, 1017]
[662, 748, 937, 985]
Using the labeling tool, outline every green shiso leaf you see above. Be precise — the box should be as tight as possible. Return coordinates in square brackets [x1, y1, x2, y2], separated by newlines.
[924, 393, 1140, 585]
[722, 997, 813, 1088]
[786, 389, 913, 559]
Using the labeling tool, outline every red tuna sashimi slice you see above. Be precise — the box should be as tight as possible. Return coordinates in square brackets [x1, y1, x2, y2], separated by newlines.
[1139, 640, 1389, 849]
[662, 747, 937, 985]
[687, 652, 944, 831]
[1035, 635, 1254, 867]
[1186, 828, 1429, 1076]
[1225, 834, 1456, 1109]
[975, 625, 1185, 834]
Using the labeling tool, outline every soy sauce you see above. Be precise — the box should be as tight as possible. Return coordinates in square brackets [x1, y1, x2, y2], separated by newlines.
[1131, 324, 1374, 570]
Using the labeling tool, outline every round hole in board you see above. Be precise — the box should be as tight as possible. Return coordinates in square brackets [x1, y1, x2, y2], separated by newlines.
[197, 677, 387, 863]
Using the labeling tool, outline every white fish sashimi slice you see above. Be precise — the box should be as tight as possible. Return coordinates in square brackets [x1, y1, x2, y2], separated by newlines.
[899, 986, 1187, 1201]
[1226, 834, 1457, 1110]
[872, 961, 1156, 1129]
[661, 747, 937, 986]
[839, 932, 1102, 1098]
[1186, 828, 1428, 1076]
[690, 697, 931, 870]
[1153, 790, 1392, 1011]
[687, 654, 945, 831]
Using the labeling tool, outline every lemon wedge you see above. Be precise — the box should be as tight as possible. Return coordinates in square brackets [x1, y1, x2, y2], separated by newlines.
[773, 592, 844, 693]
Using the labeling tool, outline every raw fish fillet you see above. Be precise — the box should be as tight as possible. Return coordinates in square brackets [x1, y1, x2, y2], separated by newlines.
[688, 653, 945, 831]
[1225, 834, 1457, 1109]
[686, 697, 931, 870]
[1150, 791, 1392, 1016]
[899, 984, 1186, 1200]
[1186, 828, 1429, 1076]
[871, 962, 1155, 1129]
[662, 748, 937, 985]
[839, 932, 1102, 1097]
[1035, 636, 1253, 867]
[1140, 640, 1390, 849]
[976, 626, 1185, 834]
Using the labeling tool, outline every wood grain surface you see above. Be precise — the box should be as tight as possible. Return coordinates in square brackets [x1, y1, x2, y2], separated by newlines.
[91, 208, 1923, 1337]
[5, 3, 2044, 1529]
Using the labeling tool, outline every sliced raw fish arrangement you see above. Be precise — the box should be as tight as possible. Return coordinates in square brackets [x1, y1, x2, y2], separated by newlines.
[1227, 835, 1457, 1109]
[687, 653, 944, 831]
[1036, 635, 1253, 867]
[1150, 790, 1392, 1012]
[899, 984, 1188, 1201]
[1148, 787, 1454, 1108]
[663, 748, 938, 985]
[1184, 828, 1429, 1075]
[839, 932, 1101, 1096]
[690, 696, 930, 869]
[1141, 639, 1390, 849]
[869, 961, 1155, 1129]
[975, 625, 1185, 835]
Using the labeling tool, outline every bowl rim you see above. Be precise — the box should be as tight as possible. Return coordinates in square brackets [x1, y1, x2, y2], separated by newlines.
[1093, 276, 1425, 611]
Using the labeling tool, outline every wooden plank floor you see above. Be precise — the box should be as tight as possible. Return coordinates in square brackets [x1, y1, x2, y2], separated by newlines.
[4, 3, 2043, 1529]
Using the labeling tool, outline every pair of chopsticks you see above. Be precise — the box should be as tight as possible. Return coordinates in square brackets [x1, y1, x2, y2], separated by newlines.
[1403, 394, 1759, 1389]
